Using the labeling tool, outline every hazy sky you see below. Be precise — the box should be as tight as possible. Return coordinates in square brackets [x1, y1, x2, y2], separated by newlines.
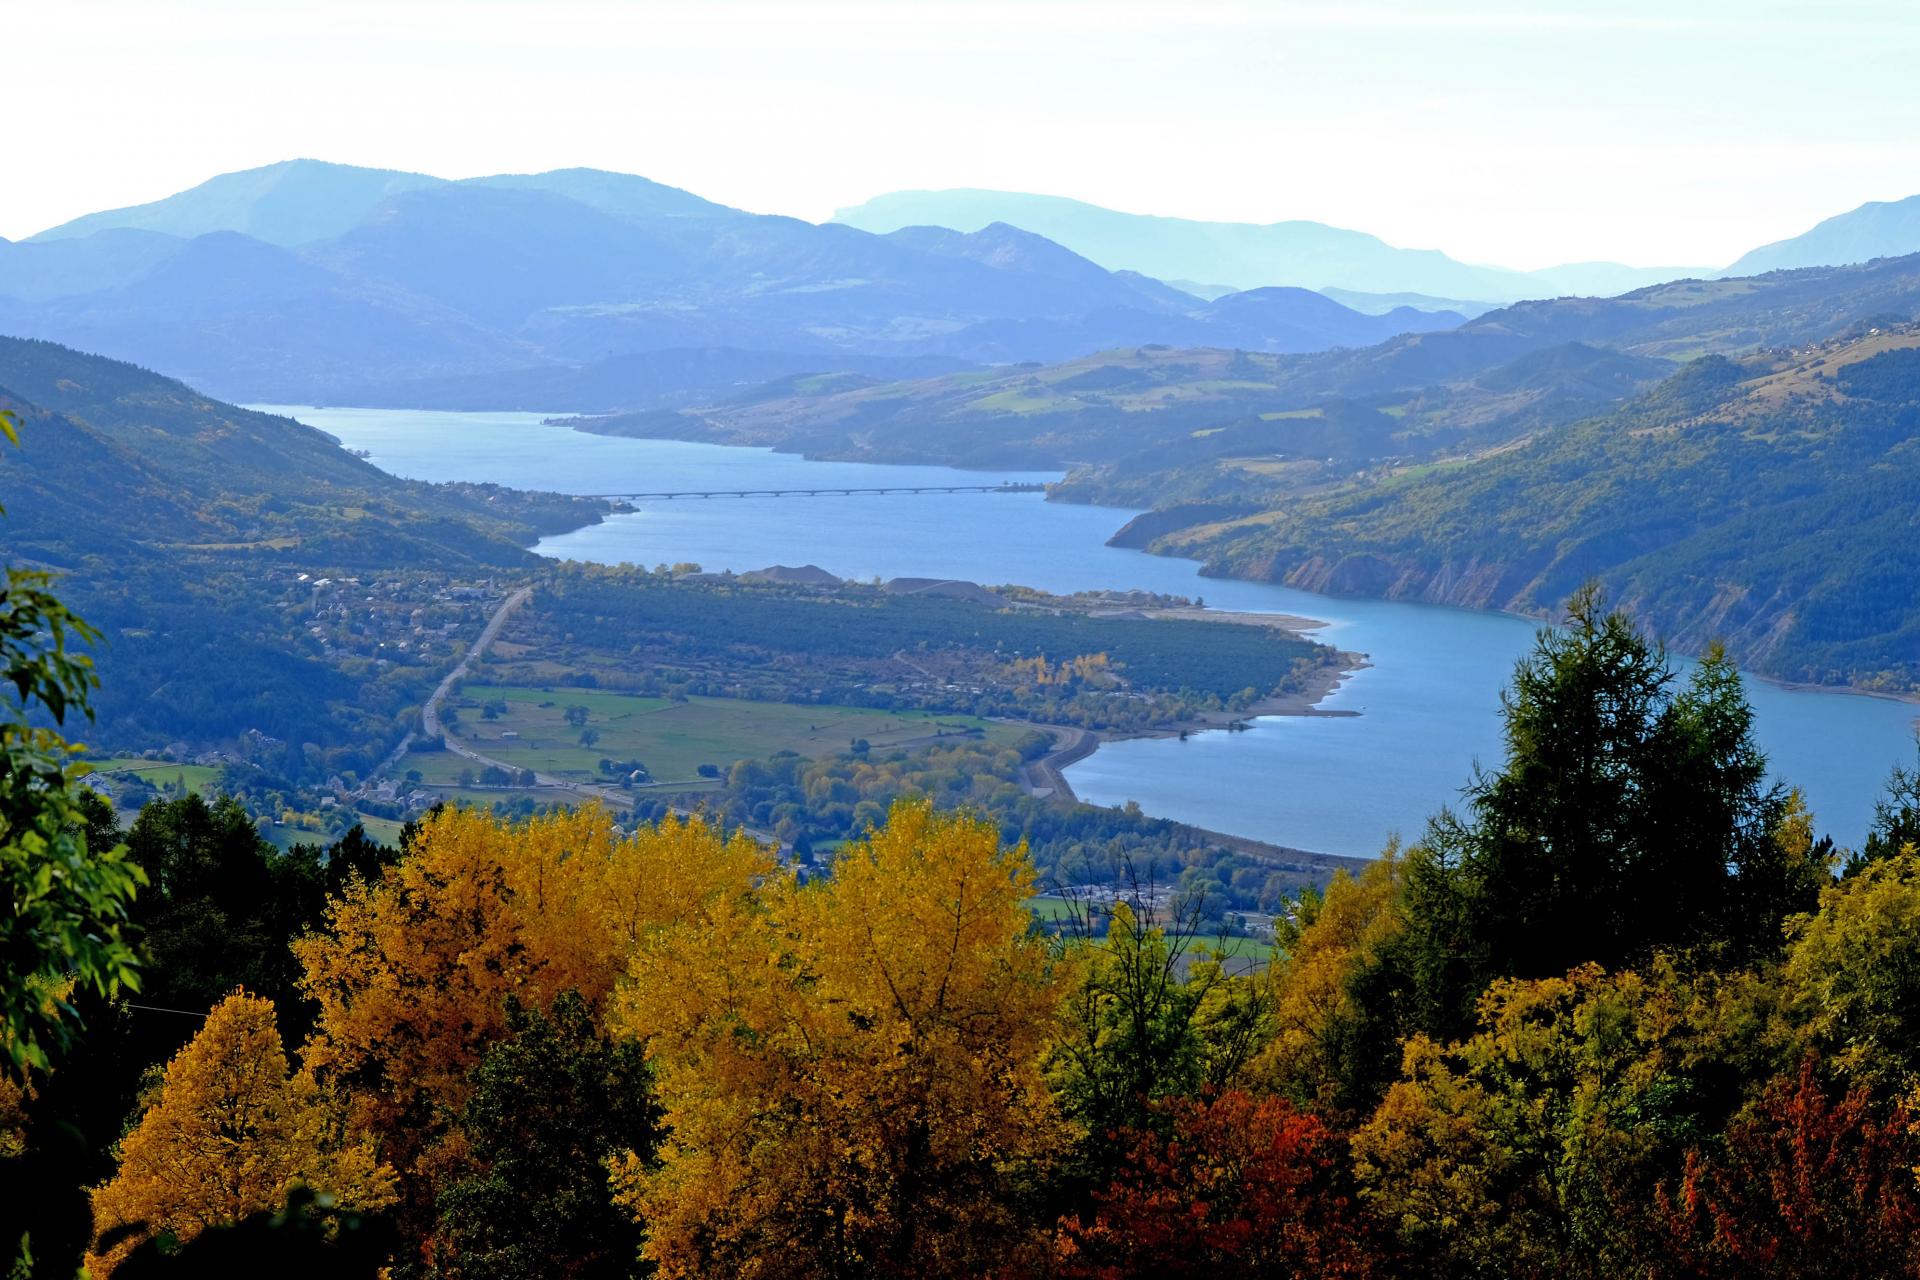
[10, 0, 1920, 268]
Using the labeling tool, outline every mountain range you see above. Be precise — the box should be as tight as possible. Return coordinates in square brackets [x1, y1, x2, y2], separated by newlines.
[0, 160, 1461, 405]
[603, 252, 1920, 470]
[832, 190, 1702, 304]
[835, 188, 1920, 306]
[1727, 193, 1920, 276]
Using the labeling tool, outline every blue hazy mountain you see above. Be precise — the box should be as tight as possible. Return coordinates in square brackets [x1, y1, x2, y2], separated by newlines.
[833, 189, 1698, 303]
[1727, 194, 1920, 275]
[28, 159, 443, 248]
[0, 163, 1467, 403]
[1318, 287, 1501, 318]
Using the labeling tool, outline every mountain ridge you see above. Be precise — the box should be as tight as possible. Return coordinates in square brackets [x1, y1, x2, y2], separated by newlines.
[1728, 193, 1920, 276]
[0, 162, 1467, 404]
[832, 188, 1700, 303]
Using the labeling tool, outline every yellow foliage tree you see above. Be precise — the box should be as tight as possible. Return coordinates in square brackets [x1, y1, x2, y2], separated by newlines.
[1781, 844, 1920, 1089]
[294, 805, 763, 1198]
[1254, 847, 1405, 1113]
[612, 799, 1062, 1279]
[86, 991, 393, 1276]
[1346, 962, 1757, 1279]
[0, 1074, 26, 1160]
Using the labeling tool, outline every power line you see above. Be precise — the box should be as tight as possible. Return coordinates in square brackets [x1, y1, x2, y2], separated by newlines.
[122, 1002, 209, 1019]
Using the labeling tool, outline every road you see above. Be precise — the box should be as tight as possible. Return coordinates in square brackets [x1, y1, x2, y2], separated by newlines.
[1017, 723, 1099, 802]
[370, 584, 533, 779]
[420, 585, 533, 746]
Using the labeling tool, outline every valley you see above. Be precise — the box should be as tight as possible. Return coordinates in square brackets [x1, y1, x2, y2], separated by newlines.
[311, 404, 1918, 858]
[13, 234, 1920, 865]
[15, 13, 1920, 1277]
[568, 253, 1920, 697]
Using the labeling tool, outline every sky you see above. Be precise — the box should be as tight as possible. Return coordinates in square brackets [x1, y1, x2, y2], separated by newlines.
[8, 0, 1920, 269]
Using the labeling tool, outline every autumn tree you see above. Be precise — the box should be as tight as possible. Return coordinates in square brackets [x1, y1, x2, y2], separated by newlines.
[1054, 1089, 1384, 1280]
[295, 805, 758, 1210]
[613, 799, 1062, 1279]
[1349, 964, 1734, 1280]
[1654, 1059, 1920, 1279]
[1254, 848, 1410, 1119]
[1779, 843, 1920, 1090]
[86, 992, 394, 1276]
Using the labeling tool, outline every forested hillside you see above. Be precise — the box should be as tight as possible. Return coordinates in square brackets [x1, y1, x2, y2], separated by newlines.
[0, 337, 603, 771]
[1154, 328, 1920, 688]
[0, 337, 595, 567]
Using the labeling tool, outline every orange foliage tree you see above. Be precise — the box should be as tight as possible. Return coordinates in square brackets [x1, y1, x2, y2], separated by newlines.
[1655, 1057, 1920, 1280]
[293, 805, 762, 1202]
[85, 991, 393, 1276]
[1054, 1089, 1385, 1280]
[611, 799, 1062, 1279]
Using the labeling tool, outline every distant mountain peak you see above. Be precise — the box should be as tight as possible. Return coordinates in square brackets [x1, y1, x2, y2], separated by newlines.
[1727, 193, 1920, 276]
[29, 159, 446, 247]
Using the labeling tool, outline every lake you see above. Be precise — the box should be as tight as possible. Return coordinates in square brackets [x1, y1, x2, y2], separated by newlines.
[270, 406, 1920, 858]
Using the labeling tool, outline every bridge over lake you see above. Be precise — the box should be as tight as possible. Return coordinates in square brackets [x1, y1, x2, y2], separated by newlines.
[586, 482, 1048, 500]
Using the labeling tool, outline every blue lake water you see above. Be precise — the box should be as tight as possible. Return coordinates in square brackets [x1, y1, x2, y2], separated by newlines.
[271, 405, 1920, 858]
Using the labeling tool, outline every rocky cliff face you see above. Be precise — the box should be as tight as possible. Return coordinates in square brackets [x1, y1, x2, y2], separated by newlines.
[1201, 548, 1545, 615]
[1183, 540, 1817, 682]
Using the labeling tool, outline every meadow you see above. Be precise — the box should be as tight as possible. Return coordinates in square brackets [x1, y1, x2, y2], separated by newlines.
[444, 685, 1023, 785]
[83, 758, 224, 793]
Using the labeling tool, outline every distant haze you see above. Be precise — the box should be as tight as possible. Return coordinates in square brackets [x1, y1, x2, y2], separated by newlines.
[10, 0, 1920, 269]
[832, 190, 1696, 302]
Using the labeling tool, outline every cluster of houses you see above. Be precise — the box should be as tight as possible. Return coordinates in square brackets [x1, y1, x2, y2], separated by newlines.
[291, 570, 501, 664]
[334, 774, 438, 816]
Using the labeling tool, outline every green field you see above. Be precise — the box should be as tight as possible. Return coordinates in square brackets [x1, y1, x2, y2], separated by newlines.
[441, 686, 1020, 785]
[259, 814, 407, 850]
[1202, 936, 1276, 964]
[353, 813, 408, 845]
[83, 758, 223, 793]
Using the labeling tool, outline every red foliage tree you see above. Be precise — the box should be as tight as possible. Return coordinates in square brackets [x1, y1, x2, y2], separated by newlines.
[1656, 1057, 1920, 1280]
[1054, 1089, 1385, 1280]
